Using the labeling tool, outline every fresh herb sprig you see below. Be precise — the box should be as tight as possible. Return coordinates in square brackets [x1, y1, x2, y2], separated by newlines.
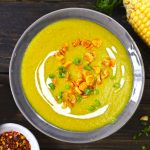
[133, 120, 150, 140]
[96, 0, 123, 14]
[132, 116, 149, 150]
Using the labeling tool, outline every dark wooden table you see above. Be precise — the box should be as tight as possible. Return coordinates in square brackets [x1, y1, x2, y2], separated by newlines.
[0, 1, 150, 149]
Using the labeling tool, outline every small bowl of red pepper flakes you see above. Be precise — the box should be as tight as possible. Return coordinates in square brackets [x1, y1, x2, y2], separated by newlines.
[0, 123, 40, 150]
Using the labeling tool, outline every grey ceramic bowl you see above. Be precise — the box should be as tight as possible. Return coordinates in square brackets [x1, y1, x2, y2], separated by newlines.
[9, 8, 145, 143]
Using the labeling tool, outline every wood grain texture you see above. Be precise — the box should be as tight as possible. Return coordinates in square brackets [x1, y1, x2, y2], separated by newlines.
[0, 1, 150, 149]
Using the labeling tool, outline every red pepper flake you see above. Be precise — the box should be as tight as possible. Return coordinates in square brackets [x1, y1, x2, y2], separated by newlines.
[0, 131, 31, 150]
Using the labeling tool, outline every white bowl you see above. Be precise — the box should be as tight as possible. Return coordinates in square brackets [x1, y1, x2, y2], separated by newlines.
[0, 123, 40, 150]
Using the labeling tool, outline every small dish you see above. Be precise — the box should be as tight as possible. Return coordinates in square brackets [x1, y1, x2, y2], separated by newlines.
[0, 123, 40, 150]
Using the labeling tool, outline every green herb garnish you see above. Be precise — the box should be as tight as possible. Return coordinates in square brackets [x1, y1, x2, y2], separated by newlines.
[87, 105, 96, 112]
[65, 84, 70, 90]
[58, 66, 66, 78]
[76, 95, 82, 103]
[110, 75, 116, 80]
[133, 119, 150, 142]
[48, 83, 55, 90]
[94, 89, 100, 95]
[84, 88, 93, 95]
[113, 82, 120, 88]
[49, 73, 55, 79]
[73, 58, 81, 65]
[94, 99, 101, 108]
[84, 64, 93, 71]
[57, 92, 63, 103]
[96, 0, 123, 15]
[87, 99, 101, 112]
[59, 73, 66, 78]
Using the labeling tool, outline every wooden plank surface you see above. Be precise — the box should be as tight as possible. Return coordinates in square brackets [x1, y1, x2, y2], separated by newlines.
[0, 1, 150, 149]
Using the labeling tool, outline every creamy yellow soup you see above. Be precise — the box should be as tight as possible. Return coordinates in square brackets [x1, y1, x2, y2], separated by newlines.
[21, 19, 133, 131]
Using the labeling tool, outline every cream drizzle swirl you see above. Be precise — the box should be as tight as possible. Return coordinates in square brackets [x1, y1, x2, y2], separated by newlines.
[34, 46, 125, 119]
[35, 50, 109, 119]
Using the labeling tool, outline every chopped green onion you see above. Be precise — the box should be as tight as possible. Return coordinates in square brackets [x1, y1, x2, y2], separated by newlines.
[84, 88, 93, 95]
[110, 75, 116, 80]
[76, 95, 82, 103]
[94, 89, 99, 95]
[57, 99, 63, 104]
[73, 58, 81, 65]
[59, 72, 66, 78]
[58, 66, 66, 72]
[84, 64, 93, 71]
[87, 99, 101, 112]
[65, 84, 70, 90]
[87, 105, 96, 112]
[94, 99, 101, 108]
[58, 66, 66, 78]
[57, 92, 63, 103]
[49, 73, 55, 79]
[113, 82, 120, 88]
[48, 83, 55, 90]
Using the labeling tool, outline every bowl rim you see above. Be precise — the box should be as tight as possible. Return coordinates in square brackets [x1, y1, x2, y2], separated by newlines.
[0, 123, 40, 149]
[9, 7, 145, 143]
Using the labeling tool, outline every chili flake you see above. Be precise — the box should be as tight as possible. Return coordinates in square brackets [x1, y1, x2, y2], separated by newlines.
[0, 131, 31, 150]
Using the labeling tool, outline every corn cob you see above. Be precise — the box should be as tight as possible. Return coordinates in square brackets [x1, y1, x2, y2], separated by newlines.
[123, 0, 150, 47]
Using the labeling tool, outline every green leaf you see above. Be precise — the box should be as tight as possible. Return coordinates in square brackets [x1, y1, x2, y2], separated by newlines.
[73, 58, 81, 65]
[84, 88, 93, 95]
[84, 64, 93, 71]
[96, 0, 123, 15]
[48, 83, 55, 90]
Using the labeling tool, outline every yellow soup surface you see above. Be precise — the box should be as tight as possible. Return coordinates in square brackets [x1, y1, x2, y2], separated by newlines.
[21, 19, 133, 131]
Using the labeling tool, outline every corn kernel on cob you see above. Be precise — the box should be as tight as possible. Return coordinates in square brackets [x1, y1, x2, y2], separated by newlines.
[123, 0, 150, 47]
